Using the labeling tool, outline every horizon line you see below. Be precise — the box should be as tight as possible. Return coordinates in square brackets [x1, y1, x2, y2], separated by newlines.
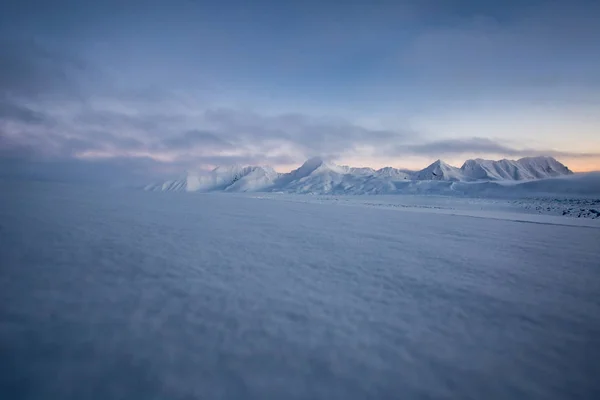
[188, 155, 587, 175]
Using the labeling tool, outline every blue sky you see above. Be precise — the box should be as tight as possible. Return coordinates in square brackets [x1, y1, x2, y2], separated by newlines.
[1, 0, 599, 183]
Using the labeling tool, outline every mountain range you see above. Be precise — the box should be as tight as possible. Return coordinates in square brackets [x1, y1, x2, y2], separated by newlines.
[144, 156, 573, 194]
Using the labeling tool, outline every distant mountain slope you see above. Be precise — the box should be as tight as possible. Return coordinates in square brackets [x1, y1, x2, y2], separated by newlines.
[413, 160, 465, 181]
[274, 157, 360, 194]
[144, 173, 200, 192]
[144, 165, 279, 192]
[273, 158, 403, 194]
[375, 167, 412, 179]
[516, 156, 573, 178]
[224, 166, 280, 192]
[144, 156, 577, 194]
[460, 157, 572, 181]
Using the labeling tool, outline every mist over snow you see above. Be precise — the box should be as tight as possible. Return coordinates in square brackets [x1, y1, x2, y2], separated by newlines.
[2, 179, 600, 399]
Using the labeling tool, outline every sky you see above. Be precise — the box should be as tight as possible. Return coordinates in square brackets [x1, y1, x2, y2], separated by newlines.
[1, 0, 599, 183]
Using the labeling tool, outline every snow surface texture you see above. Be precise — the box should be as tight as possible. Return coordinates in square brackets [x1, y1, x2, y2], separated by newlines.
[1, 181, 600, 400]
[144, 156, 577, 195]
[510, 198, 600, 219]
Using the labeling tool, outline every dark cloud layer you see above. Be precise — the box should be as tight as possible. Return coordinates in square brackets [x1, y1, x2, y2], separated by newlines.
[1, 0, 599, 183]
[1, 102, 409, 165]
[391, 137, 600, 159]
[200, 109, 407, 155]
[0, 156, 172, 186]
[0, 38, 86, 99]
[160, 130, 233, 151]
[0, 100, 48, 124]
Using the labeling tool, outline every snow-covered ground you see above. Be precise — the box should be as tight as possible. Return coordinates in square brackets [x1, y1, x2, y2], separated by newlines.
[248, 193, 600, 222]
[1, 181, 599, 399]
[510, 198, 600, 219]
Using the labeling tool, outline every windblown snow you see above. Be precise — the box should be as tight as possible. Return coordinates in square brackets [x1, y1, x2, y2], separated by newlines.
[154, 165, 280, 193]
[2, 181, 600, 399]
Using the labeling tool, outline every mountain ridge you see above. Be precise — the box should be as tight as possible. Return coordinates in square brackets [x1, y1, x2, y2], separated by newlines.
[144, 156, 574, 193]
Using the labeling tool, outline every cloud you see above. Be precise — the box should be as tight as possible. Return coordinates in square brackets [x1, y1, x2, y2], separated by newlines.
[159, 129, 233, 151]
[402, 1, 600, 93]
[201, 109, 408, 156]
[1, 100, 411, 169]
[0, 100, 48, 124]
[0, 155, 174, 186]
[4, 94, 598, 184]
[388, 137, 600, 159]
[0, 37, 87, 99]
[1, 33, 412, 175]
[173, 153, 299, 169]
[2, 2, 599, 182]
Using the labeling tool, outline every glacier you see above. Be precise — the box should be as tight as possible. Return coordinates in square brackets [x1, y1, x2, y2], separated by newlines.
[144, 156, 579, 195]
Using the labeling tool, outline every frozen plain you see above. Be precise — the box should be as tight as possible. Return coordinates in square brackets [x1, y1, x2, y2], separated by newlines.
[1, 181, 600, 399]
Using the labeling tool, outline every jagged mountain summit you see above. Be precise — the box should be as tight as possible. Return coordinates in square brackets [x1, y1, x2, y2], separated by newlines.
[413, 160, 464, 181]
[144, 156, 573, 194]
[460, 156, 572, 181]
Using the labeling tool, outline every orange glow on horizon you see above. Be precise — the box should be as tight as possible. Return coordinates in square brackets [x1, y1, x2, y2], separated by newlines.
[274, 156, 600, 174]
[73, 151, 600, 174]
[563, 158, 600, 173]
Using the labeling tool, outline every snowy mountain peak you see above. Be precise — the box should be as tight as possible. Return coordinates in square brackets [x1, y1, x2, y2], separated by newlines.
[145, 156, 575, 194]
[302, 156, 326, 168]
[518, 156, 552, 162]
[143, 165, 280, 192]
[516, 156, 572, 177]
[414, 159, 464, 181]
[303, 156, 340, 170]
[460, 156, 572, 181]
[212, 164, 244, 173]
[291, 157, 344, 178]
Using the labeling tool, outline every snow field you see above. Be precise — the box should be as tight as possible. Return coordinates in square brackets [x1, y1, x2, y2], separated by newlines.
[1, 181, 599, 399]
